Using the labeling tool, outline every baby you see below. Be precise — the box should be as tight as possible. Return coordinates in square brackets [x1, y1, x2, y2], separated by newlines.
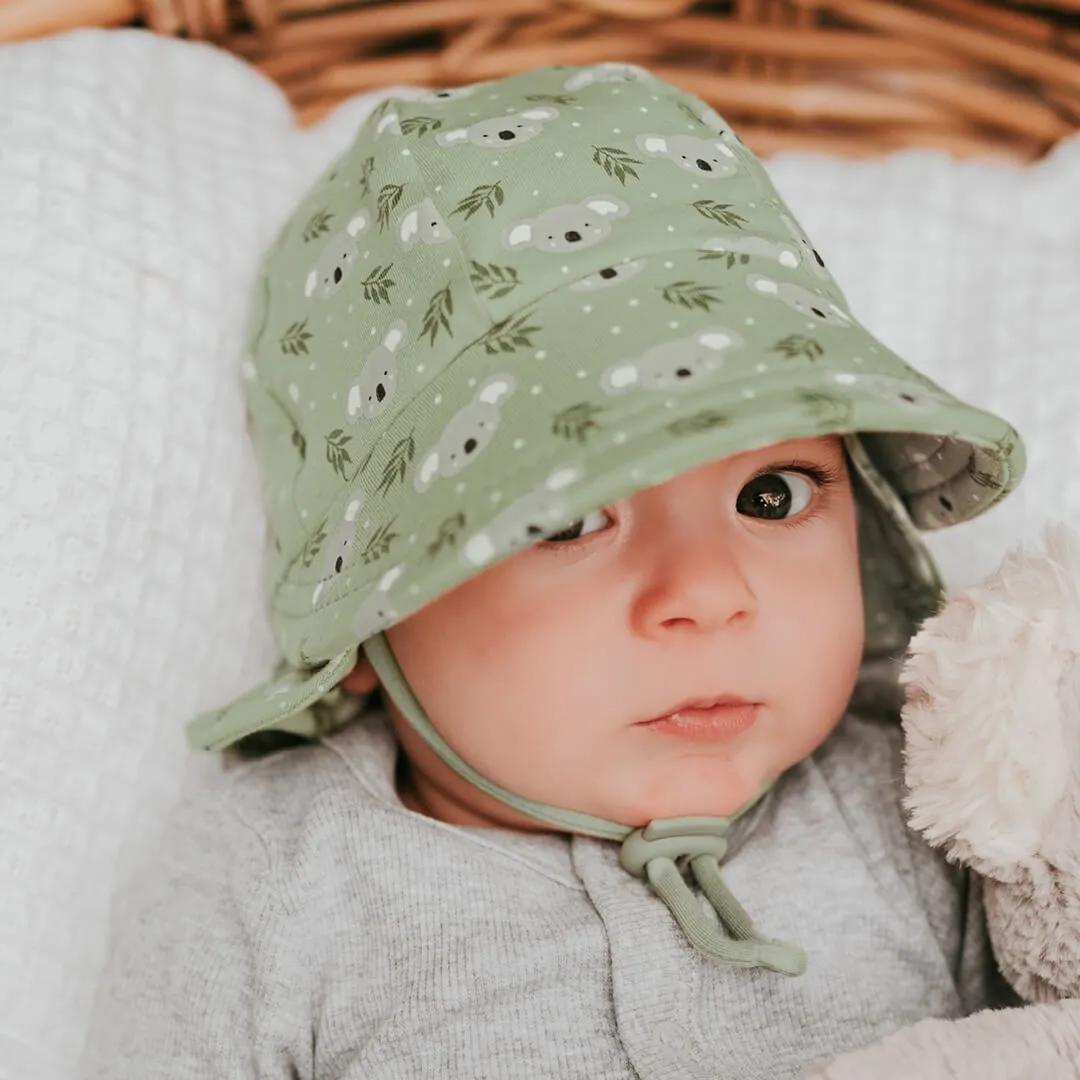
[81, 62, 1026, 1079]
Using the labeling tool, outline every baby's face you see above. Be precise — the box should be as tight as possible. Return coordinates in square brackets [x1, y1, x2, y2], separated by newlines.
[365, 435, 864, 831]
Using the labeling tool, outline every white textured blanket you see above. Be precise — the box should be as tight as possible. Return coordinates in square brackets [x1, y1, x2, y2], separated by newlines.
[1, 27, 1079, 1080]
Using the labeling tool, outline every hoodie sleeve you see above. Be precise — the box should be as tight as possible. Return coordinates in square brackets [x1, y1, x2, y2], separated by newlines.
[78, 780, 310, 1080]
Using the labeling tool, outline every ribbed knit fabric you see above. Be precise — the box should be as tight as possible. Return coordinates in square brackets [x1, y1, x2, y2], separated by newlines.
[79, 711, 1011, 1080]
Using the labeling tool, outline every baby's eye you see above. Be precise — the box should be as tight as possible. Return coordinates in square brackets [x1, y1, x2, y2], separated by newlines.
[737, 471, 813, 521]
[544, 507, 612, 543]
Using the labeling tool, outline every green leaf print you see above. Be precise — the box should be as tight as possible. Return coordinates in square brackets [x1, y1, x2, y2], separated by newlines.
[325, 428, 353, 480]
[361, 264, 396, 304]
[693, 200, 748, 229]
[553, 402, 605, 444]
[667, 410, 731, 436]
[771, 335, 824, 362]
[358, 156, 375, 200]
[377, 183, 406, 231]
[300, 519, 328, 568]
[376, 432, 416, 497]
[677, 100, 703, 127]
[659, 281, 723, 312]
[426, 512, 467, 559]
[524, 93, 577, 106]
[280, 319, 313, 356]
[591, 145, 641, 186]
[360, 518, 399, 565]
[399, 115, 443, 137]
[698, 250, 751, 269]
[451, 183, 505, 221]
[356, 444, 377, 478]
[476, 311, 540, 355]
[797, 390, 852, 429]
[301, 209, 333, 243]
[421, 285, 454, 346]
[468, 261, 521, 299]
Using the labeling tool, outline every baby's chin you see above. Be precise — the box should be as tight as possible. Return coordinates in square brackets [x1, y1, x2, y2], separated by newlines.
[606, 756, 771, 827]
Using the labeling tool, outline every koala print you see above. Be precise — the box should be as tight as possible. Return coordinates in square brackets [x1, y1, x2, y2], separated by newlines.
[419, 85, 478, 103]
[695, 104, 745, 149]
[345, 320, 407, 422]
[304, 211, 371, 299]
[563, 62, 650, 91]
[600, 328, 744, 395]
[374, 109, 401, 136]
[462, 464, 586, 567]
[569, 258, 646, 291]
[777, 209, 832, 282]
[311, 495, 366, 606]
[351, 564, 404, 641]
[414, 374, 517, 492]
[700, 235, 800, 268]
[829, 372, 947, 414]
[435, 107, 558, 148]
[398, 198, 453, 252]
[635, 133, 737, 179]
[747, 274, 851, 327]
[502, 195, 629, 254]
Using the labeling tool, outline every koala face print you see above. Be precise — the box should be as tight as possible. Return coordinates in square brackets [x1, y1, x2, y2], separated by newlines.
[435, 107, 558, 148]
[563, 63, 650, 91]
[777, 210, 832, 282]
[345, 320, 407, 422]
[462, 465, 586, 567]
[829, 372, 947, 414]
[747, 274, 852, 327]
[636, 133, 738, 179]
[399, 198, 453, 252]
[311, 495, 366, 605]
[569, 258, 646, 292]
[304, 211, 371, 299]
[501, 196, 629, 254]
[414, 374, 517, 492]
[419, 85, 479, 103]
[600, 328, 744, 395]
[700, 235, 800, 269]
[351, 564, 404, 641]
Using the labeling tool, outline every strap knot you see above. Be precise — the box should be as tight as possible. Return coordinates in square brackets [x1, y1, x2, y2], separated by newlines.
[619, 816, 730, 877]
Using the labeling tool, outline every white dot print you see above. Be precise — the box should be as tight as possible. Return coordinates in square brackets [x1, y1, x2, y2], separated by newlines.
[650, 192, 658, 199]
[409, 584, 420, 596]
[408, 533, 418, 544]
[755, 363, 768, 373]
[288, 384, 299, 402]
[406, 298, 413, 307]
[456, 482, 466, 493]
[629, 298, 639, 306]
[555, 151, 564, 158]
[417, 364, 425, 373]
[639, 106, 648, 113]
[442, 257, 451, 267]
[491, 492, 503, 503]
[614, 432, 628, 444]
[664, 261, 673, 268]
[491, 160, 499, 166]
[530, 385, 542, 395]
[347, 304, 354, 313]
[853, 356, 864, 365]
[572, 121, 581, 127]
[666, 225, 675, 232]
[300, 509, 308, 518]
[577, 370, 587, 378]
[513, 438, 526, 449]
[742, 388, 756, 399]
[434, 185, 442, 193]
[401, 148, 411, 157]
[583, 304, 593, 313]
[611, 326, 622, 334]
[669, 320, 679, 329]
[613, 128, 621, 134]
[745, 317, 755, 325]
[434, 393, 442, 404]
[532, 189, 540, 196]
[468, 377, 477, 388]
[535, 350, 547, 359]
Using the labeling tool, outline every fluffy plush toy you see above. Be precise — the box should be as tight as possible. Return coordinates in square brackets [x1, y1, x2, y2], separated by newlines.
[810, 522, 1080, 1079]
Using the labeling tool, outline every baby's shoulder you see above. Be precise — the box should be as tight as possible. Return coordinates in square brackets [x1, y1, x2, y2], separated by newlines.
[194, 713, 404, 864]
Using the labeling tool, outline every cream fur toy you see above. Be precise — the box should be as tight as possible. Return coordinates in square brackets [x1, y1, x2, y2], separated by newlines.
[810, 521, 1080, 1079]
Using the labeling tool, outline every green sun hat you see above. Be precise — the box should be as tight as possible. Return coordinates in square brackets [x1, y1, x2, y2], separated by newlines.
[188, 60, 1024, 754]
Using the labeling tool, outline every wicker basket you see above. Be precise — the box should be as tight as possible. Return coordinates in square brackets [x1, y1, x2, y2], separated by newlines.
[5, 0, 1080, 160]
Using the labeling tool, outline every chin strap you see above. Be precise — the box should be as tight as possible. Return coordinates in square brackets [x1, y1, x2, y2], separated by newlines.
[619, 814, 806, 975]
[363, 631, 807, 976]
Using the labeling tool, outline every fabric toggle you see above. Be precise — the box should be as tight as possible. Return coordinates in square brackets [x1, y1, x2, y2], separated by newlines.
[619, 816, 807, 976]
